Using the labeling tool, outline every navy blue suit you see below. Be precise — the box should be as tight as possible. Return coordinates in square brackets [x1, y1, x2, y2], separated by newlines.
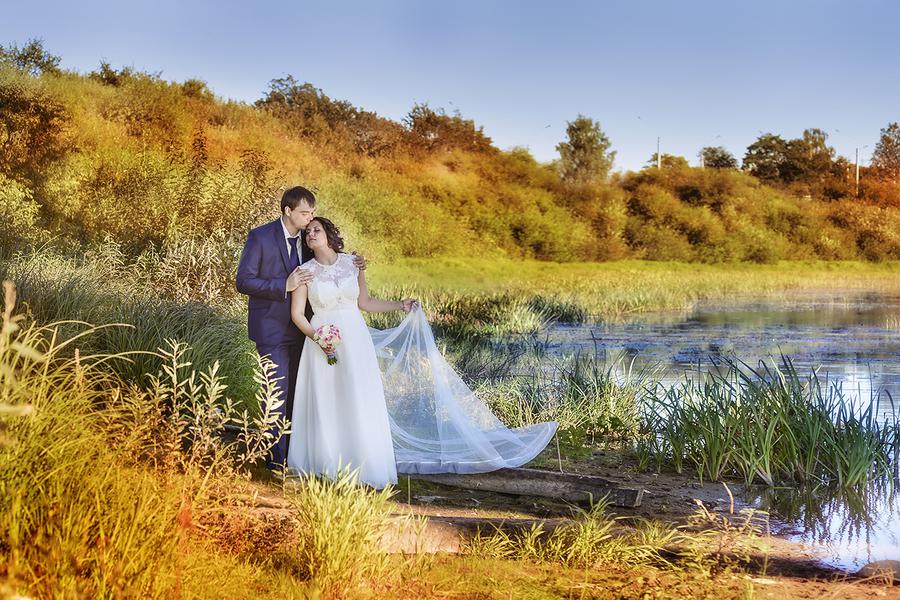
[236, 218, 311, 468]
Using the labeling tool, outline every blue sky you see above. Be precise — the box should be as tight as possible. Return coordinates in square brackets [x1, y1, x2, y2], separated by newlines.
[3, 0, 898, 171]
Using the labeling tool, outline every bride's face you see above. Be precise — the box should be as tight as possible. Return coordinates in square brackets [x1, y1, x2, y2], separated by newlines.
[305, 220, 329, 251]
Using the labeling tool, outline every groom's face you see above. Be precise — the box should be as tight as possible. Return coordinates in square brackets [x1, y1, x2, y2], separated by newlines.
[284, 200, 315, 233]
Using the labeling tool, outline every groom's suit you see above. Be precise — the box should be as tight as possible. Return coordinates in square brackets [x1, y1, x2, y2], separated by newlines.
[236, 218, 313, 467]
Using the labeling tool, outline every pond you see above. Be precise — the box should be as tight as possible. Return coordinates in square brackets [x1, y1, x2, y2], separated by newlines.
[547, 289, 900, 571]
[549, 290, 900, 424]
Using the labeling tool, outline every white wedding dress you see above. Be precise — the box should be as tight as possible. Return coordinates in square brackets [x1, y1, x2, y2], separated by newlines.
[287, 253, 557, 488]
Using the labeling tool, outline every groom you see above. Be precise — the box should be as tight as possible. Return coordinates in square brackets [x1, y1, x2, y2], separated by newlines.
[236, 186, 364, 469]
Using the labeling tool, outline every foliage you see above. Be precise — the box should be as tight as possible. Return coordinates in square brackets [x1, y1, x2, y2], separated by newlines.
[871, 121, 900, 180]
[0, 66, 72, 183]
[0, 53, 897, 265]
[256, 75, 357, 141]
[699, 146, 737, 169]
[0, 174, 42, 254]
[404, 102, 495, 153]
[556, 114, 615, 184]
[742, 129, 849, 199]
[647, 153, 689, 170]
[0, 38, 61, 76]
[0, 282, 299, 597]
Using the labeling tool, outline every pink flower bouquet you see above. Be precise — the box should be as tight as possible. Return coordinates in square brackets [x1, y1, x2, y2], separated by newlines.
[313, 324, 342, 365]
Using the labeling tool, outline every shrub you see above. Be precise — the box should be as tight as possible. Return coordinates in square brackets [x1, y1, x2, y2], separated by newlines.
[0, 174, 43, 254]
[0, 66, 72, 182]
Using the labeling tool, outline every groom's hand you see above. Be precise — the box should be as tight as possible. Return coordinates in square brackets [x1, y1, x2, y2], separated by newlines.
[286, 267, 314, 292]
[351, 252, 367, 271]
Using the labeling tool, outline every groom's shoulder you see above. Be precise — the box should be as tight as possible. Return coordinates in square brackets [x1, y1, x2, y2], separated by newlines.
[247, 219, 278, 239]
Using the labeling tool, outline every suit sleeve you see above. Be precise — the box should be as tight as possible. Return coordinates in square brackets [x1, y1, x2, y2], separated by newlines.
[236, 230, 288, 301]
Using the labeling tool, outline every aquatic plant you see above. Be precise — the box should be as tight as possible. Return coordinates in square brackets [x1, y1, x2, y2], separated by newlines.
[636, 357, 898, 487]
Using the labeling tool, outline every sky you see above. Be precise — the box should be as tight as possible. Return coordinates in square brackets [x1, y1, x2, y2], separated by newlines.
[3, 0, 899, 171]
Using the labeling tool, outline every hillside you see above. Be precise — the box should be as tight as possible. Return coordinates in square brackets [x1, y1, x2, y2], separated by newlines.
[1, 50, 899, 263]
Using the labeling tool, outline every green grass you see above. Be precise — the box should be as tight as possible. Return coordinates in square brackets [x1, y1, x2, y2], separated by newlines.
[635, 357, 899, 487]
[368, 257, 900, 318]
[283, 469, 400, 595]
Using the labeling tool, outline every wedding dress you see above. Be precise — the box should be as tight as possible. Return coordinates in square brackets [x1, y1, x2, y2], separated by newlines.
[287, 253, 557, 488]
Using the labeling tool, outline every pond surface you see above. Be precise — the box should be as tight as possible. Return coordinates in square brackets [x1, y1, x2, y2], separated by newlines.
[549, 290, 900, 424]
[547, 289, 900, 570]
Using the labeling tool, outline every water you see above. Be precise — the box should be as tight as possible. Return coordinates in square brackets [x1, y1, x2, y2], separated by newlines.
[743, 484, 900, 571]
[549, 290, 900, 424]
[546, 290, 900, 570]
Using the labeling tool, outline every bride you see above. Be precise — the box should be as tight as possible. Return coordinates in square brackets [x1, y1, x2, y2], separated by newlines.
[287, 217, 557, 488]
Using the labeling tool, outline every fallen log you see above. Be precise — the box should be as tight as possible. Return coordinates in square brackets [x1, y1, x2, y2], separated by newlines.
[410, 467, 643, 508]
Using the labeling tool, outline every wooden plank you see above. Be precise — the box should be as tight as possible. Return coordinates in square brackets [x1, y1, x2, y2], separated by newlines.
[410, 467, 643, 508]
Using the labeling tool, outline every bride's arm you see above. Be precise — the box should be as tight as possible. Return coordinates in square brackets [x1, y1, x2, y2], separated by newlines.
[357, 269, 417, 314]
[289, 284, 317, 339]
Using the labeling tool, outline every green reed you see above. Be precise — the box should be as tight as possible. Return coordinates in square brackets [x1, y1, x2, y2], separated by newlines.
[636, 357, 898, 487]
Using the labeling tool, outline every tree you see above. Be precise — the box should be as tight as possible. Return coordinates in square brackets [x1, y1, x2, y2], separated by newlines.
[556, 115, 615, 184]
[647, 153, 689, 169]
[794, 128, 834, 183]
[699, 146, 737, 169]
[743, 133, 792, 183]
[256, 75, 356, 138]
[744, 130, 839, 186]
[403, 103, 494, 153]
[0, 39, 61, 76]
[871, 122, 900, 180]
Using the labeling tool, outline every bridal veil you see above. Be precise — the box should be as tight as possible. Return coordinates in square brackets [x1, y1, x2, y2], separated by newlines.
[369, 310, 558, 474]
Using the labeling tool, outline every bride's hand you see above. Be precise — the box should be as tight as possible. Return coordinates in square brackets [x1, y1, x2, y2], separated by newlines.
[401, 298, 420, 313]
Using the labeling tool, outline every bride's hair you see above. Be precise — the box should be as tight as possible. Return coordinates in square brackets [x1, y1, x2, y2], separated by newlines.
[307, 217, 345, 252]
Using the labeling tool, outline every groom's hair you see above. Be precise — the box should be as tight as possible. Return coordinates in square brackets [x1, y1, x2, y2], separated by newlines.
[307, 217, 345, 253]
[281, 186, 317, 214]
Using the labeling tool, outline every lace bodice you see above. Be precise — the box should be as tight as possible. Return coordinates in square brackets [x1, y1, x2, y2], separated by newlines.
[300, 253, 360, 313]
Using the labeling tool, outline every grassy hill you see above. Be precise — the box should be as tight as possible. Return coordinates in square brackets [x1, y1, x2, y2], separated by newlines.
[2, 54, 899, 264]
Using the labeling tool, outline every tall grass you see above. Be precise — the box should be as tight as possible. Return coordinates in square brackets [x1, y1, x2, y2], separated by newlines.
[0, 249, 260, 405]
[467, 500, 674, 568]
[467, 497, 770, 576]
[369, 257, 900, 318]
[284, 469, 398, 595]
[473, 352, 645, 441]
[636, 357, 899, 487]
[0, 280, 403, 597]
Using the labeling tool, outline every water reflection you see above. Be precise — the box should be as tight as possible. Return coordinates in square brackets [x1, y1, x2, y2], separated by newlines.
[549, 291, 900, 424]
[546, 290, 900, 568]
[744, 483, 900, 570]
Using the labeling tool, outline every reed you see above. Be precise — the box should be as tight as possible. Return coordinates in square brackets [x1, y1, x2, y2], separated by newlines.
[636, 357, 898, 487]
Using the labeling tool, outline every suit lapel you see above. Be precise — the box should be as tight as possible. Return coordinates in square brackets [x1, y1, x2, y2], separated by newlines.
[272, 219, 292, 273]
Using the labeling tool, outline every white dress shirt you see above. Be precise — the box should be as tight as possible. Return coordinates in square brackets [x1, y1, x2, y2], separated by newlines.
[280, 217, 302, 256]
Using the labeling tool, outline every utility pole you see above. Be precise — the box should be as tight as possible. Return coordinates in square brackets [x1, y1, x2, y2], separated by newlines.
[657, 137, 661, 170]
[855, 147, 860, 198]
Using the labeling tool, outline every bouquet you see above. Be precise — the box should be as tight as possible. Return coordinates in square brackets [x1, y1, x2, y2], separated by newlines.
[313, 324, 342, 365]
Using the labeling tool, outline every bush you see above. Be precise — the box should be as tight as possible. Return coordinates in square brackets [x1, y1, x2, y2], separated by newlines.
[0, 174, 43, 254]
[0, 66, 72, 182]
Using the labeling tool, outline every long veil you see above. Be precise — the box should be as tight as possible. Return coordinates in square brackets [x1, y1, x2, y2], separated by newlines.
[369, 309, 558, 474]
